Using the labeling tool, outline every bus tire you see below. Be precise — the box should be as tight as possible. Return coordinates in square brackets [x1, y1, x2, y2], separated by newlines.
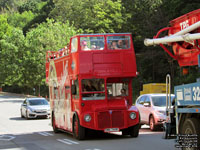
[122, 128, 129, 136]
[181, 118, 200, 149]
[52, 113, 59, 133]
[129, 124, 139, 138]
[73, 115, 85, 140]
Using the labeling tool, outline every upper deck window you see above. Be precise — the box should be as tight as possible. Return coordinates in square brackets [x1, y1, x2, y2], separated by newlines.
[80, 36, 105, 51]
[71, 38, 78, 53]
[107, 36, 130, 50]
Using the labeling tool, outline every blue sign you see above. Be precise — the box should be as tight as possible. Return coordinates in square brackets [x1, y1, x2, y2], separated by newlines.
[175, 82, 200, 106]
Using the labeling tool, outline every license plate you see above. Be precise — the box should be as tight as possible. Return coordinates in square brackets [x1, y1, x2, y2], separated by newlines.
[104, 128, 119, 132]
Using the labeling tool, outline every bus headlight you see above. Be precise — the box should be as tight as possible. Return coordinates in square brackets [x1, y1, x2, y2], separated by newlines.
[130, 112, 136, 120]
[84, 114, 91, 122]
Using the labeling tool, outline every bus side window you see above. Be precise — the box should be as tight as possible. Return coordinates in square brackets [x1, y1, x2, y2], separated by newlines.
[72, 80, 79, 99]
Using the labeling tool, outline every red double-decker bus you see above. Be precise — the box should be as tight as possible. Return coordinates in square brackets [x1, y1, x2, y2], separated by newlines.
[46, 33, 139, 140]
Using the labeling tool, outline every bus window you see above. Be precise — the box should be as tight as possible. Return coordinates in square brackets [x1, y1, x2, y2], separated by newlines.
[107, 82, 129, 98]
[72, 79, 79, 99]
[80, 36, 104, 51]
[71, 38, 78, 53]
[81, 79, 105, 100]
[107, 36, 130, 50]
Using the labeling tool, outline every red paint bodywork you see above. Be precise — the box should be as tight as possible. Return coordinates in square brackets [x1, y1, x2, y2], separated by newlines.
[46, 33, 139, 133]
[154, 9, 200, 67]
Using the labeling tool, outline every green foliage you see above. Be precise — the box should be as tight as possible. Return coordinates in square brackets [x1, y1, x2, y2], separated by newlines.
[50, 0, 129, 33]
[24, 18, 78, 87]
[7, 11, 35, 29]
[0, 18, 78, 93]
[18, 0, 39, 13]
[0, 0, 199, 95]
[161, 0, 200, 21]
[0, 28, 26, 86]
[0, 15, 12, 39]
[23, 0, 55, 34]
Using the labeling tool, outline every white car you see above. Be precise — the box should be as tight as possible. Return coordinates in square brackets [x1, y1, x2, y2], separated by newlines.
[135, 94, 175, 131]
[21, 98, 50, 119]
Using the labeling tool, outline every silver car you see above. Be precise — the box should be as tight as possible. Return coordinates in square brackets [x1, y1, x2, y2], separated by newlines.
[21, 98, 50, 119]
[135, 94, 175, 131]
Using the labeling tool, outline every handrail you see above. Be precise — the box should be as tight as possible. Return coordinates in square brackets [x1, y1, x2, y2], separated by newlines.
[166, 74, 171, 117]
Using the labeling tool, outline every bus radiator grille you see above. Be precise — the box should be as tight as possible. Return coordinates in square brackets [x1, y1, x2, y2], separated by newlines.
[98, 111, 124, 129]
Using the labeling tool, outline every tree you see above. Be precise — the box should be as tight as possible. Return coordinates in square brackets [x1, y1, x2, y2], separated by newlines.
[0, 28, 26, 87]
[24, 19, 78, 89]
[22, 0, 55, 34]
[50, 0, 129, 33]
[18, 0, 42, 13]
[0, 15, 12, 39]
[7, 11, 35, 29]
[0, 18, 78, 94]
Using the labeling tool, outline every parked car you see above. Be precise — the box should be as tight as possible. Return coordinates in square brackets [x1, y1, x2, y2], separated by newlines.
[135, 93, 175, 131]
[21, 97, 50, 119]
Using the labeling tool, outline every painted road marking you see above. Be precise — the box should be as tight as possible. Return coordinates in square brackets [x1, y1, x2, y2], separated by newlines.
[139, 132, 163, 134]
[0, 135, 15, 141]
[85, 149, 102, 150]
[2, 148, 26, 150]
[38, 132, 54, 136]
[57, 139, 79, 145]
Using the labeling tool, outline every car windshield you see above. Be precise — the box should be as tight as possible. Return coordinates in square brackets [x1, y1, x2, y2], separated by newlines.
[29, 99, 49, 106]
[151, 95, 174, 107]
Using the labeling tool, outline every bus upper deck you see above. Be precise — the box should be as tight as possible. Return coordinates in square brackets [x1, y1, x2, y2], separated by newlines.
[46, 33, 137, 83]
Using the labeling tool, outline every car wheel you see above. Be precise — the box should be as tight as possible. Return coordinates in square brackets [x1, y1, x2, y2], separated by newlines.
[21, 109, 24, 118]
[25, 110, 29, 120]
[73, 115, 85, 140]
[149, 116, 157, 131]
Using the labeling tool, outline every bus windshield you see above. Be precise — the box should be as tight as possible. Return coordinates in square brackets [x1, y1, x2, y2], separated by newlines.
[80, 36, 105, 51]
[107, 36, 130, 50]
[81, 79, 105, 100]
[107, 82, 129, 98]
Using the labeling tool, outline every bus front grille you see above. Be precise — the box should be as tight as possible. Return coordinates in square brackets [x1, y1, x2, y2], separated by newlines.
[98, 111, 124, 129]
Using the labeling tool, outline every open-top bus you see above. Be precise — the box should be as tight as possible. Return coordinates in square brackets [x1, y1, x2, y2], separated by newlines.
[46, 33, 140, 140]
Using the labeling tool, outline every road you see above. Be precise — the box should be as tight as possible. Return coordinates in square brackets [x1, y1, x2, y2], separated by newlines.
[0, 93, 177, 150]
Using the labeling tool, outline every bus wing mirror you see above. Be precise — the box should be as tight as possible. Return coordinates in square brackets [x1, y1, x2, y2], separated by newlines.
[71, 85, 76, 95]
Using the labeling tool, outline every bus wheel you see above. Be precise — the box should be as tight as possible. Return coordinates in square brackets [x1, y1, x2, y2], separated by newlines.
[129, 124, 139, 138]
[73, 115, 85, 140]
[52, 114, 59, 133]
[181, 118, 200, 149]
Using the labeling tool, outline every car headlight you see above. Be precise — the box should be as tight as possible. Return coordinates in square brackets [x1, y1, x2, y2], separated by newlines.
[27, 107, 34, 112]
[155, 110, 165, 115]
[130, 112, 136, 120]
[84, 114, 91, 122]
